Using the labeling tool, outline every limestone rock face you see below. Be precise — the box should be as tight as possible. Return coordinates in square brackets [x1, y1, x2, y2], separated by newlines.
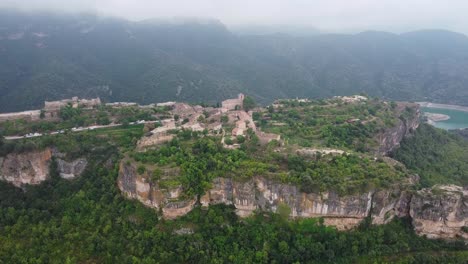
[371, 189, 412, 225]
[0, 148, 87, 187]
[410, 185, 468, 240]
[56, 158, 87, 179]
[118, 161, 378, 229]
[118, 161, 196, 219]
[228, 177, 373, 229]
[118, 160, 467, 240]
[377, 104, 420, 155]
[0, 149, 52, 187]
[203, 177, 373, 225]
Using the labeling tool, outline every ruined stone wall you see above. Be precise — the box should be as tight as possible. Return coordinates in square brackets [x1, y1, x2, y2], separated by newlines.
[0, 110, 41, 122]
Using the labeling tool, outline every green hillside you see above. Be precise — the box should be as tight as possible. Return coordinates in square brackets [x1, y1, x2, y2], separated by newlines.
[392, 124, 468, 187]
[2, 11, 468, 111]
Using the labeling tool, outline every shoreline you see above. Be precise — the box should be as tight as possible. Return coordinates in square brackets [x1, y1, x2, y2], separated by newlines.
[423, 112, 450, 122]
[417, 102, 468, 112]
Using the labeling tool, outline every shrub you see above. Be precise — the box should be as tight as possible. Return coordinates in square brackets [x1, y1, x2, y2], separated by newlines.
[137, 165, 146, 175]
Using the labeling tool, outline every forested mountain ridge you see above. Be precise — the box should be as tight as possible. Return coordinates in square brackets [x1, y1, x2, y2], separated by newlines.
[2, 10, 468, 112]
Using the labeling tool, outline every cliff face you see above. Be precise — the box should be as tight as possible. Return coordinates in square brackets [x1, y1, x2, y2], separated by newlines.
[200, 177, 375, 230]
[118, 161, 196, 219]
[56, 158, 87, 179]
[410, 185, 468, 240]
[118, 161, 467, 239]
[377, 103, 420, 155]
[0, 149, 52, 187]
[118, 161, 401, 230]
[0, 148, 87, 187]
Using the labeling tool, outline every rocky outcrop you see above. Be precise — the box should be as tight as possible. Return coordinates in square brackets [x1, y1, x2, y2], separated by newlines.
[0, 148, 87, 187]
[410, 185, 467, 240]
[371, 189, 412, 225]
[377, 103, 420, 155]
[119, 161, 402, 230]
[56, 158, 87, 179]
[201, 177, 373, 229]
[118, 160, 467, 240]
[118, 161, 195, 219]
[0, 149, 52, 187]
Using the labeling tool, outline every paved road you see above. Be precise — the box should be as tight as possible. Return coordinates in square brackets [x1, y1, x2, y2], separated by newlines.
[4, 120, 158, 140]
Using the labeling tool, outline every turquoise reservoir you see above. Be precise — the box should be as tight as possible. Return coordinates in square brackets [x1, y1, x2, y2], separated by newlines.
[421, 107, 468, 130]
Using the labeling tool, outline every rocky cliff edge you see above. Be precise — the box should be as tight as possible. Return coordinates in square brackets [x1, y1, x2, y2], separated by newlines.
[0, 147, 87, 187]
[118, 161, 467, 239]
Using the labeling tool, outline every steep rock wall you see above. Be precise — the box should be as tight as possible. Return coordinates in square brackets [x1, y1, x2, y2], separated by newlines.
[410, 185, 467, 239]
[201, 177, 373, 230]
[118, 161, 467, 239]
[0, 148, 87, 187]
[377, 103, 420, 155]
[56, 158, 87, 179]
[118, 161, 196, 219]
[0, 148, 52, 187]
[119, 162, 398, 230]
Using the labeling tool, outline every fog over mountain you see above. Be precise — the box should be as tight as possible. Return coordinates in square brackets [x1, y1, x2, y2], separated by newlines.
[2, 2, 468, 111]
[2, 0, 468, 34]
[1, 10, 468, 111]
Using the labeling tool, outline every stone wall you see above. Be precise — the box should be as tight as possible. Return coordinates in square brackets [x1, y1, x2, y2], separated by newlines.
[0, 110, 41, 122]
[222, 93, 244, 111]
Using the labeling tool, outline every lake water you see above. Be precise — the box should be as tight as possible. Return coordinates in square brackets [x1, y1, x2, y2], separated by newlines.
[421, 107, 468, 130]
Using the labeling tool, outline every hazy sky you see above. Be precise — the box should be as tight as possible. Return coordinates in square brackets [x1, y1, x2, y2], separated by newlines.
[2, 0, 468, 33]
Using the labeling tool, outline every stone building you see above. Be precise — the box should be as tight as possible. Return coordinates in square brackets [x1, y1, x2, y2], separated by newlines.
[256, 131, 281, 145]
[42, 97, 101, 119]
[0, 110, 41, 122]
[221, 93, 244, 111]
[44, 97, 101, 111]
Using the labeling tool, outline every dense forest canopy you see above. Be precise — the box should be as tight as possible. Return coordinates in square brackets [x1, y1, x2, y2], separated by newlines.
[2, 11, 468, 111]
[0, 130, 466, 263]
[392, 124, 468, 187]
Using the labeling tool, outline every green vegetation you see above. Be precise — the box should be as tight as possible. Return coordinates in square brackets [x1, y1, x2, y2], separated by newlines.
[392, 124, 468, 187]
[0, 105, 165, 136]
[0, 132, 465, 263]
[285, 154, 406, 194]
[0, 124, 143, 157]
[243, 96, 256, 111]
[260, 98, 399, 151]
[132, 136, 275, 196]
[131, 130, 406, 196]
[0, 158, 465, 263]
[59, 104, 83, 121]
[0, 100, 467, 262]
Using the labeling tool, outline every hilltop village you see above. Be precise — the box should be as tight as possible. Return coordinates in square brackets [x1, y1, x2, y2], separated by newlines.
[137, 93, 280, 150]
[2, 93, 468, 243]
[0, 94, 281, 147]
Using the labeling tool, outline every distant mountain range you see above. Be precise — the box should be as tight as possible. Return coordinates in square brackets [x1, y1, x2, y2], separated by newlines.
[1, 10, 468, 112]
